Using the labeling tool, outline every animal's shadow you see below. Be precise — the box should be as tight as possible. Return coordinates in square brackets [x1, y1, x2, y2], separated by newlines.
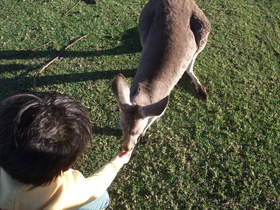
[82, 0, 97, 4]
[0, 27, 142, 61]
[92, 126, 122, 137]
[0, 27, 141, 101]
[0, 24, 204, 114]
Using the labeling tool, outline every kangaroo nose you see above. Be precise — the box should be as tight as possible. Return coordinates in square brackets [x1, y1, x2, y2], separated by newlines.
[122, 141, 135, 152]
[122, 145, 129, 152]
[122, 141, 130, 152]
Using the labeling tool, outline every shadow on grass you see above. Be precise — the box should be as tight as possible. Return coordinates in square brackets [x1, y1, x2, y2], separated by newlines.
[176, 73, 208, 100]
[92, 126, 122, 137]
[82, 0, 96, 5]
[0, 69, 136, 101]
[0, 27, 141, 100]
[0, 26, 201, 100]
[0, 27, 142, 60]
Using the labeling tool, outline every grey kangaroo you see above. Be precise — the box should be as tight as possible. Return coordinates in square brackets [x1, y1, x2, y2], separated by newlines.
[112, 0, 211, 151]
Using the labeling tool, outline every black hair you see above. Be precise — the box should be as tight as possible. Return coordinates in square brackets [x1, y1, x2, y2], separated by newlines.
[0, 92, 92, 186]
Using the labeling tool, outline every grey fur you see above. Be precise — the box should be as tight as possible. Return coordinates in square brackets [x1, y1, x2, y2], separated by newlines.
[112, 0, 211, 151]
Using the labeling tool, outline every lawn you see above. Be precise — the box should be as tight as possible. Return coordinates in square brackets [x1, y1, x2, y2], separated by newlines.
[0, 0, 279, 209]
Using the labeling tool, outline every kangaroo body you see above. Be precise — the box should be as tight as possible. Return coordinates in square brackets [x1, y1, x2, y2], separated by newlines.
[113, 0, 211, 151]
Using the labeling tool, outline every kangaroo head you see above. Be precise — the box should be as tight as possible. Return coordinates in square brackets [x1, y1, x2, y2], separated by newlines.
[112, 74, 169, 151]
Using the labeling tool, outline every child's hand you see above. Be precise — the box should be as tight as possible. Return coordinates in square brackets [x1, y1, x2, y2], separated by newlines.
[118, 149, 133, 164]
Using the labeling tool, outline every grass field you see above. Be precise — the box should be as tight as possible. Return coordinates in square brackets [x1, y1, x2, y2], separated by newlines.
[0, 0, 279, 209]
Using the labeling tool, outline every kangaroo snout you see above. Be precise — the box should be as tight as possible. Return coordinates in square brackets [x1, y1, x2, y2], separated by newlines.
[122, 138, 137, 152]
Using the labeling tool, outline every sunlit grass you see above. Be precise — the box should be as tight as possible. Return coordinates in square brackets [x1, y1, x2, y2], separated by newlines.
[0, 0, 279, 208]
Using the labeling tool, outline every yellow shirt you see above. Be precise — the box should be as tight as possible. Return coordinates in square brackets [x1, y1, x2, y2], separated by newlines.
[0, 156, 125, 210]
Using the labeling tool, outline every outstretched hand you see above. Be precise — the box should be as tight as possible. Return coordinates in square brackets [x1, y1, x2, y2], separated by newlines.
[118, 149, 133, 164]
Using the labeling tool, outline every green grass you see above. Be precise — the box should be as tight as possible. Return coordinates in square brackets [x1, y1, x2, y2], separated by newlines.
[1, 0, 279, 209]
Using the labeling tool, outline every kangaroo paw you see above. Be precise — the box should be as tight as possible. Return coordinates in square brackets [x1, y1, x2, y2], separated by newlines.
[197, 85, 208, 100]
[137, 133, 147, 144]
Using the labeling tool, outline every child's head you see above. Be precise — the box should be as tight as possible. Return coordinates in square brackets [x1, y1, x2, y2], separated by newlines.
[0, 92, 92, 186]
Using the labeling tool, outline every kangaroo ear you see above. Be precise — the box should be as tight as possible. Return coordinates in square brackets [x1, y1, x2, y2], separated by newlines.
[112, 74, 132, 109]
[139, 96, 169, 117]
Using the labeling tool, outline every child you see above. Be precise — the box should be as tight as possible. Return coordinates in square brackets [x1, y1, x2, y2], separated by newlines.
[0, 92, 132, 210]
